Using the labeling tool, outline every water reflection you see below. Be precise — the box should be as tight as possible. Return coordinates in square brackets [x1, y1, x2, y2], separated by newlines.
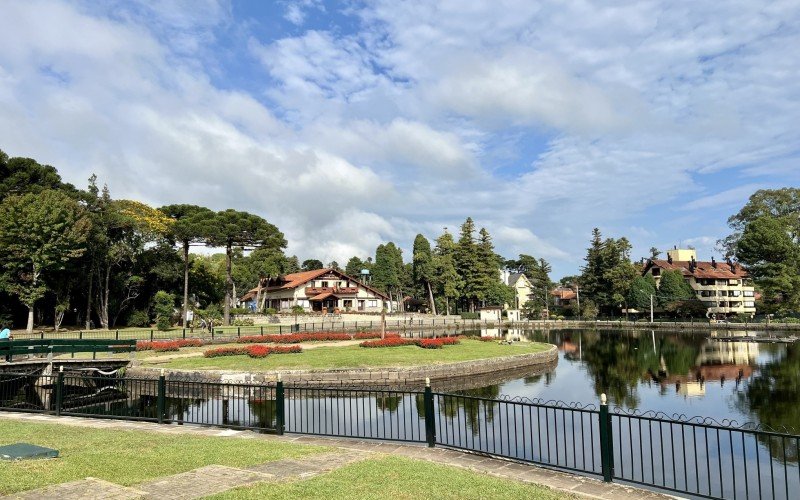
[479, 327, 797, 436]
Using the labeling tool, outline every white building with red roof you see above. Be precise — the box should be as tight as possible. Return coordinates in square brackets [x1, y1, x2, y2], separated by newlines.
[240, 268, 390, 313]
[642, 248, 756, 318]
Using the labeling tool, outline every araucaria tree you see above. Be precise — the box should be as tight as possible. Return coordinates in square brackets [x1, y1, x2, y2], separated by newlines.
[432, 230, 461, 315]
[579, 228, 638, 315]
[0, 190, 91, 332]
[206, 209, 286, 325]
[412, 234, 437, 314]
[160, 204, 214, 325]
[455, 218, 480, 311]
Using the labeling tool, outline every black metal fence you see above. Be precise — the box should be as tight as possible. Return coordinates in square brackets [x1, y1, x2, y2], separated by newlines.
[1, 370, 798, 499]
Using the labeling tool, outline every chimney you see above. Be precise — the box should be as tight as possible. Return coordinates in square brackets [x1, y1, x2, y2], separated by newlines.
[667, 254, 673, 264]
[711, 257, 717, 269]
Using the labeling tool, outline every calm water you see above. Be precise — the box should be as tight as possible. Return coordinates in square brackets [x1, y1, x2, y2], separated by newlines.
[473, 327, 797, 433]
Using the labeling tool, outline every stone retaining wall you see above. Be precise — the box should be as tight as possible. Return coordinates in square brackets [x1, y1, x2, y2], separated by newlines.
[127, 344, 558, 390]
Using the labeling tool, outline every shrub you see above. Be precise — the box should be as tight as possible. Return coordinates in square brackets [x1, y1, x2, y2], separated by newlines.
[360, 337, 417, 348]
[153, 291, 176, 331]
[137, 339, 204, 352]
[265, 308, 278, 315]
[230, 307, 250, 315]
[237, 332, 352, 344]
[204, 346, 248, 358]
[233, 318, 255, 326]
[202, 344, 303, 358]
[418, 337, 460, 349]
[353, 331, 400, 339]
[246, 345, 271, 358]
[126, 309, 150, 328]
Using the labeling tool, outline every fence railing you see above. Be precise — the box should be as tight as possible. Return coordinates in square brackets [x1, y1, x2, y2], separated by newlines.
[1, 370, 798, 499]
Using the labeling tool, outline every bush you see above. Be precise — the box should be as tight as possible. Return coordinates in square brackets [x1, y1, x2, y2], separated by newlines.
[233, 318, 255, 326]
[360, 337, 417, 348]
[418, 337, 460, 349]
[153, 291, 176, 331]
[460, 312, 479, 320]
[202, 344, 303, 358]
[779, 317, 800, 324]
[353, 331, 400, 339]
[265, 308, 278, 315]
[237, 332, 352, 344]
[126, 309, 150, 328]
[136, 339, 203, 352]
[230, 308, 250, 315]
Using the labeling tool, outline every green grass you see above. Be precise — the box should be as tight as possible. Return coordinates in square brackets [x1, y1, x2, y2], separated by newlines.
[0, 420, 330, 495]
[211, 456, 566, 500]
[152, 340, 551, 371]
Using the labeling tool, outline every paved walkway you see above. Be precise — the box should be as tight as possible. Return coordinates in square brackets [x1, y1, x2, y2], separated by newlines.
[1, 412, 670, 499]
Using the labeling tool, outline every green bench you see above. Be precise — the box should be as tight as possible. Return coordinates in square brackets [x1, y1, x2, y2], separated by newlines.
[0, 339, 137, 362]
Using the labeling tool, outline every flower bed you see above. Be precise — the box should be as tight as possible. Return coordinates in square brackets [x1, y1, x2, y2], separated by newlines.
[359, 337, 418, 348]
[237, 331, 399, 344]
[360, 336, 460, 349]
[203, 344, 303, 358]
[136, 339, 204, 352]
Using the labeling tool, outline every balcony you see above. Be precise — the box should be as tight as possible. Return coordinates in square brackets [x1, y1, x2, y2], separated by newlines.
[305, 286, 359, 296]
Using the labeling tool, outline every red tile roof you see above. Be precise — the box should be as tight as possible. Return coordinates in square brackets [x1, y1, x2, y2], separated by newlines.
[240, 268, 389, 301]
[646, 259, 749, 280]
[551, 288, 577, 300]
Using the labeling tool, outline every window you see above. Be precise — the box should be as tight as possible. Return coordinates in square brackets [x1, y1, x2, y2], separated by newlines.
[368, 300, 378, 308]
[343, 300, 353, 308]
[744, 301, 755, 308]
[652, 268, 660, 276]
[321, 281, 328, 288]
[728, 280, 739, 285]
[296, 299, 309, 307]
[729, 290, 741, 297]
[744, 291, 754, 297]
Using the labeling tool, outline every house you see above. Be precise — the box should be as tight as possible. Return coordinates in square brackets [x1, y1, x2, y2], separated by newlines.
[551, 287, 577, 307]
[501, 271, 534, 309]
[240, 268, 389, 313]
[642, 248, 756, 318]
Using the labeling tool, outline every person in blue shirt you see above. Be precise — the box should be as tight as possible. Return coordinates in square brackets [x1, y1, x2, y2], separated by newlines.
[0, 326, 11, 340]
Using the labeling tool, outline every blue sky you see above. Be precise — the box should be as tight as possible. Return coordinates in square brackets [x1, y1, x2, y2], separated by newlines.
[1, 1, 799, 278]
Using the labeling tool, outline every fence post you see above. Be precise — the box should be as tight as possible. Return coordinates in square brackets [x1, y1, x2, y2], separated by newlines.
[157, 369, 166, 424]
[79, 330, 83, 340]
[237, 326, 241, 337]
[276, 374, 285, 435]
[182, 328, 186, 339]
[55, 366, 64, 416]
[424, 377, 436, 448]
[598, 393, 614, 482]
[149, 329, 153, 341]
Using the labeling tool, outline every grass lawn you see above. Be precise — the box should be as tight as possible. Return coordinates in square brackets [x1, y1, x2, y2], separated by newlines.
[211, 456, 566, 500]
[0, 420, 330, 495]
[152, 340, 552, 371]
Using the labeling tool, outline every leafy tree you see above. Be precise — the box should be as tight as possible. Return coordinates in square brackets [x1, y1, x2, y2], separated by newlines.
[736, 216, 800, 314]
[0, 151, 77, 202]
[153, 290, 175, 331]
[455, 218, 480, 311]
[721, 188, 800, 256]
[0, 190, 91, 332]
[327, 260, 341, 271]
[581, 299, 599, 320]
[373, 242, 405, 310]
[234, 247, 297, 311]
[160, 204, 214, 326]
[484, 281, 515, 307]
[412, 234, 437, 314]
[206, 209, 286, 325]
[579, 228, 637, 315]
[626, 274, 657, 312]
[474, 228, 501, 307]
[432, 230, 461, 315]
[345, 256, 366, 277]
[657, 269, 695, 306]
[301, 259, 324, 271]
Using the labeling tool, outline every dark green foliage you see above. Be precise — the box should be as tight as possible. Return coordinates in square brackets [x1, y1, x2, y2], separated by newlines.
[126, 309, 150, 328]
[657, 270, 695, 305]
[153, 290, 175, 331]
[626, 275, 657, 311]
[345, 256, 366, 277]
[579, 228, 638, 314]
[0, 151, 77, 202]
[301, 259, 324, 271]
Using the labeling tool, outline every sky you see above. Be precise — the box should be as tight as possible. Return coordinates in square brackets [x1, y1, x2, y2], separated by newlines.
[1, 0, 799, 279]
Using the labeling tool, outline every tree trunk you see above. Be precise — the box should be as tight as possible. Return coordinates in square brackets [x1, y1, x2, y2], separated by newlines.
[85, 265, 94, 329]
[224, 242, 232, 326]
[445, 296, 450, 316]
[182, 240, 190, 327]
[426, 281, 437, 315]
[26, 305, 34, 333]
[54, 307, 65, 332]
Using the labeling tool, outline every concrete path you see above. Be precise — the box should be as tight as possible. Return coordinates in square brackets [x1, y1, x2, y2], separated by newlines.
[0, 412, 671, 499]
